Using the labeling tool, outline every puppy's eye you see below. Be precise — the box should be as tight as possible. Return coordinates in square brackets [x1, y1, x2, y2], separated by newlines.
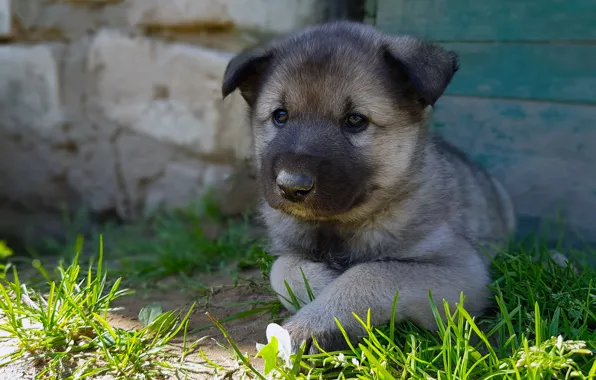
[344, 113, 369, 133]
[272, 108, 289, 126]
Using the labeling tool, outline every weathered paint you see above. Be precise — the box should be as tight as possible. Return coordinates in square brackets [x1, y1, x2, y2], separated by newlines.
[375, 0, 596, 247]
[376, 0, 596, 42]
[431, 96, 596, 245]
[439, 43, 596, 104]
[325, 0, 368, 21]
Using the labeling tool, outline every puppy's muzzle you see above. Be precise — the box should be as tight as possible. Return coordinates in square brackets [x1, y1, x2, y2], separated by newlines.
[276, 170, 314, 202]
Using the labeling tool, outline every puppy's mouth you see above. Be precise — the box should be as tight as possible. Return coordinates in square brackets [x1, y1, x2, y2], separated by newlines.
[266, 184, 379, 222]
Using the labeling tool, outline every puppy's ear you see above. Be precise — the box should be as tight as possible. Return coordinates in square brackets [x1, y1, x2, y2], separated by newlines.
[382, 36, 459, 107]
[222, 46, 273, 106]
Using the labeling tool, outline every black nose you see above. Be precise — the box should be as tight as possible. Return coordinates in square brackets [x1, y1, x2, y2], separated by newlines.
[276, 170, 314, 202]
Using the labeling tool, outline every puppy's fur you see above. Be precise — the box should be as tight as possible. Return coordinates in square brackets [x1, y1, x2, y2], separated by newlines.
[222, 21, 516, 353]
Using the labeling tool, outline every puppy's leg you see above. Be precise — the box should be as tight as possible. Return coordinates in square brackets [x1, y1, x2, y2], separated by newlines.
[270, 254, 341, 312]
[282, 247, 491, 353]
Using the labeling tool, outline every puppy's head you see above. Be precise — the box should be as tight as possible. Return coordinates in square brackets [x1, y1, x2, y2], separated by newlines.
[222, 21, 458, 222]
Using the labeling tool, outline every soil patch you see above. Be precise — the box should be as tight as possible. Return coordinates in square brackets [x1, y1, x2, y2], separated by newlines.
[0, 265, 290, 379]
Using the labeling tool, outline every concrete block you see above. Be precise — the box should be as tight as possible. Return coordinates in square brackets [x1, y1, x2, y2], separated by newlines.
[127, 0, 322, 35]
[0, 44, 64, 133]
[0, 0, 9, 36]
[87, 30, 252, 159]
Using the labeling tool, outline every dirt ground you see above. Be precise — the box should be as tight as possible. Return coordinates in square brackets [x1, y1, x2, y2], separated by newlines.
[109, 267, 290, 375]
[0, 265, 290, 379]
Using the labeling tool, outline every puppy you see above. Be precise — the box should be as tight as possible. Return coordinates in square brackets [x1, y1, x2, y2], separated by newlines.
[222, 21, 515, 354]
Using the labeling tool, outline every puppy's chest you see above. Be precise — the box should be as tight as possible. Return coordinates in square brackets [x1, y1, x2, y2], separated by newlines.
[292, 226, 360, 270]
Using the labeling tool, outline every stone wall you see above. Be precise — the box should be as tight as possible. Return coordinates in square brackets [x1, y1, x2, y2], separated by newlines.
[0, 0, 333, 242]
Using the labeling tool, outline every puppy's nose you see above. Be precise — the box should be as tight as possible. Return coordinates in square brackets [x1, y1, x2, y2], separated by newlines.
[276, 170, 314, 202]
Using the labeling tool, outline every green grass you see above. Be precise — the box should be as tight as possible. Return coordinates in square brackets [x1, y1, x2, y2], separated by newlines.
[0, 202, 275, 379]
[28, 199, 266, 283]
[1, 205, 595, 379]
[0, 237, 203, 379]
[111, 209, 262, 280]
[213, 244, 596, 379]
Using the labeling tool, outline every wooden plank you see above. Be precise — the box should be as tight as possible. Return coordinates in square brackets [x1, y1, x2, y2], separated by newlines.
[376, 0, 596, 42]
[438, 43, 596, 104]
[430, 95, 596, 242]
[364, 0, 377, 25]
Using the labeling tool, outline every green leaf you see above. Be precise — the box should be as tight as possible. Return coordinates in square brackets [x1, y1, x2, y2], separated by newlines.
[0, 241, 13, 259]
[148, 311, 178, 334]
[256, 336, 279, 375]
[139, 303, 163, 326]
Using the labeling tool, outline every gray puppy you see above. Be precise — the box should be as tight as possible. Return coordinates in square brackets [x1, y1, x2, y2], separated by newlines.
[222, 21, 515, 354]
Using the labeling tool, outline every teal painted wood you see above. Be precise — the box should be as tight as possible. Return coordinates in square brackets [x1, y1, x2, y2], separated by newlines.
[430, 95, 596, 241]
[376, 0, 596, 42]
[438, 43, 596, 104]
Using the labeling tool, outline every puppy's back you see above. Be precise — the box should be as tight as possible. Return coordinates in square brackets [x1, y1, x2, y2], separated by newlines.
[432, 135, 516, 252]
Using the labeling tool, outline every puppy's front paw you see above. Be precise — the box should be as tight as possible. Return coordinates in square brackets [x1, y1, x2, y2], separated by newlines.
[282, 315, 352, 355]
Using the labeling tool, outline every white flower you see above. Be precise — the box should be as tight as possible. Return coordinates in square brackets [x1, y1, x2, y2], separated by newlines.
[266, 323, 292, 366]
